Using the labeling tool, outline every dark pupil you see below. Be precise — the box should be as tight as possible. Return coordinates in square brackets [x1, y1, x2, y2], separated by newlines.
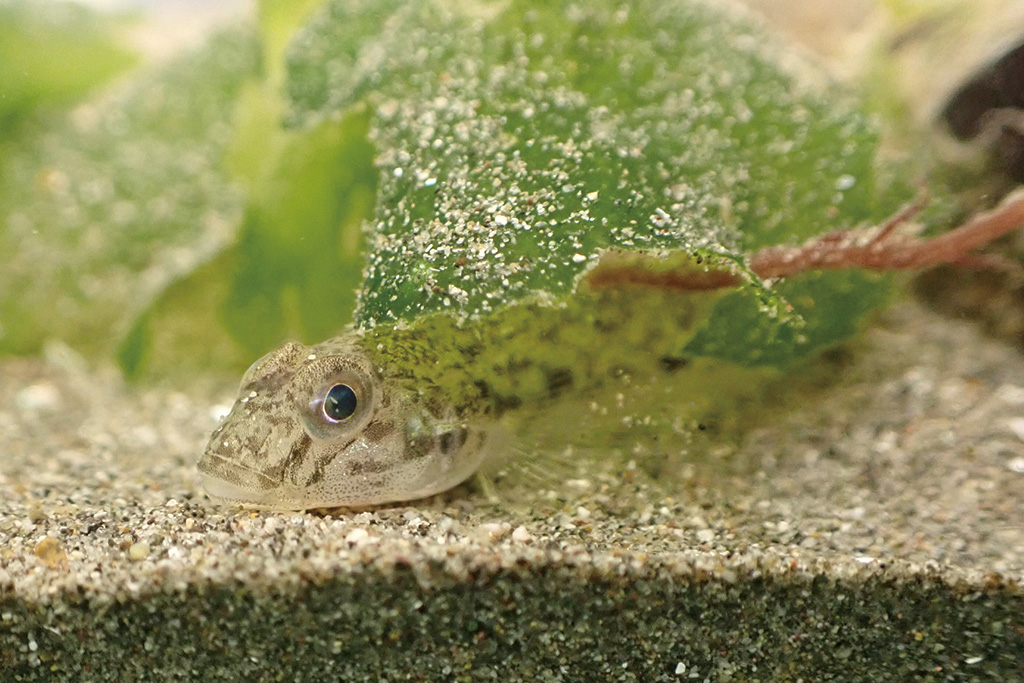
[323, 384, 358, 422]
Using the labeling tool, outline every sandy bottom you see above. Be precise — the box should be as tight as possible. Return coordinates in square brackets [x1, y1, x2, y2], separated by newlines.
[0, 300, 1021, 680]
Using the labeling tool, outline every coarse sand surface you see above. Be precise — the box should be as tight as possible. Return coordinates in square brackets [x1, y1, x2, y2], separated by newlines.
[1, 300, 1022, 681]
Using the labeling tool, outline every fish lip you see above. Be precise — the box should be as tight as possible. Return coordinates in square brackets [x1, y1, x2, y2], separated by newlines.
[198, 453, 305, 510]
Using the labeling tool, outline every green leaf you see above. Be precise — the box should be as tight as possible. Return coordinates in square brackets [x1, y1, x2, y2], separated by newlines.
[284, 0, 914, 365]
[256, 0, 325, 82]
[221, 105, 376, 356]
[119, 12, 377, 378]
[283, 0, 412, 125]
[0, 0, 935, 385]
[0, 29, 259, 357]
[0, 1, 136, 136]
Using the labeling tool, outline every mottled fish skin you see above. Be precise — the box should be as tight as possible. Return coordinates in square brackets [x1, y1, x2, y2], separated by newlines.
[199, 331, 493, 509]
[201, 284, 722, 509]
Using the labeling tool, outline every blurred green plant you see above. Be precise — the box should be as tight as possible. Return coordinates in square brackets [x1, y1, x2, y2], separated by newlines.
[0, 1, 136, 142]
[0, 25, 257, 369]
[117, 0, 376, 377]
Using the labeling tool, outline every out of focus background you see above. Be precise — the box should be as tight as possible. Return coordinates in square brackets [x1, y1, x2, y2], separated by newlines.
[72, 0, 249, 57]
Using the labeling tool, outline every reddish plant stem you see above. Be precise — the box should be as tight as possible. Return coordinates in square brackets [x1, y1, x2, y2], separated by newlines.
[586, 189, 1024, 292]
[749, 189, 1024, 277]
[584, 265, 742, 290]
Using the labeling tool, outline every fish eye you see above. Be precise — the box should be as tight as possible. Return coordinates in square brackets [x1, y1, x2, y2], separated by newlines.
[296, 362, 377, 442]
[322, 383, 358, 422]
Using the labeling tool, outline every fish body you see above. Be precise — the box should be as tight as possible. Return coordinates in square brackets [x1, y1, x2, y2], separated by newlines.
[200, 287, 723, 509]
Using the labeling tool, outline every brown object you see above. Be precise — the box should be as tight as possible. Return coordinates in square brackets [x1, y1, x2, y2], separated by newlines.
[587, 189, 1024, 291]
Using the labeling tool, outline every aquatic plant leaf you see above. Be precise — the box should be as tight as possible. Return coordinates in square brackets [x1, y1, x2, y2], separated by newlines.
[0, 0, 930, 382]
[219, 103, 377, 357]
[0, 1, 136, 136]
[120, 1, 379, 379]
[285, 0, 914, 365]
[0, 30, 259, 357]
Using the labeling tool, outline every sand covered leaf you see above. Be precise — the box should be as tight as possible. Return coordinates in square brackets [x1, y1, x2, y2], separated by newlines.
[284, 0, 914, 364]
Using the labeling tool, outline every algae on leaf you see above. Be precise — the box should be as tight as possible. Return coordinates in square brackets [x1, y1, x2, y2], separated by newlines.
[284, 0, 915, 366]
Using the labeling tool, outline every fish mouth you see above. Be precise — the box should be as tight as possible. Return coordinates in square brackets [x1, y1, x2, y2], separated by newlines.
[198, 453, 305, 510]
